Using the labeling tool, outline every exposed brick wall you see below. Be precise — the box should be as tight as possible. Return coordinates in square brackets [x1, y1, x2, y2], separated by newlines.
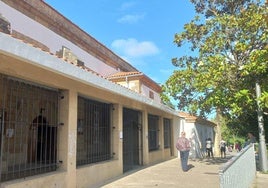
[2, 0, 138, 72]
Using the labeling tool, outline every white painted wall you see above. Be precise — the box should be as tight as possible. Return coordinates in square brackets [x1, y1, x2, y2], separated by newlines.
[177, 118, 215, 159]
[141, 84, 161, 103]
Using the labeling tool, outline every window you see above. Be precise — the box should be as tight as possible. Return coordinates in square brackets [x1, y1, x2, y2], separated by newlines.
[149, 90, 154, 99]
[0, 74, 59, 182]
[164, 118, 171, 148]
[148, 114, 159, 151]
[76, 97, 112, 166]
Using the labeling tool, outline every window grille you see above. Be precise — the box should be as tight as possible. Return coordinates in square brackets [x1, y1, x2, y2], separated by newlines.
[148, 114, 159, 151]
[0, 74, 59, 182]
[76, 97, 112, 166]
[163, 118, 171, 148]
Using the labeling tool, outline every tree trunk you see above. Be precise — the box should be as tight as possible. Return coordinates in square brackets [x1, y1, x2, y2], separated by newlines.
[214, 108, 223, 157]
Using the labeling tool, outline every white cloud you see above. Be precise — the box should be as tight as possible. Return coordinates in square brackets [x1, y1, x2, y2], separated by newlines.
[111, 38, 160, 58]
[117, 14, 145, 24]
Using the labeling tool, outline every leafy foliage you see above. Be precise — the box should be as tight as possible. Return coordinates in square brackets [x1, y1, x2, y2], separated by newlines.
[221, 109, 268, 145]
[161, 0, 268, 118]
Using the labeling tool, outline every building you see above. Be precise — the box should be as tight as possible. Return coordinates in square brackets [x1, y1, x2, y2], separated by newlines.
[107, 71, 162, 102]
[178, 112, 216, 159]
[0, 1, 181, 187]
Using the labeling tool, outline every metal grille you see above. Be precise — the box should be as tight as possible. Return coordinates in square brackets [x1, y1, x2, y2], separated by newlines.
[163, 118, 171, 148]
[148, 114, 159, 151]
[123, 108, 141, 172]
[0, 74, 59, 182]
[76, 97, 111, 166]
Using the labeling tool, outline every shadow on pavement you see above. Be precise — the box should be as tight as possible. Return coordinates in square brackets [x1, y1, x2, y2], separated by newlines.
[190, 155, 234, 165]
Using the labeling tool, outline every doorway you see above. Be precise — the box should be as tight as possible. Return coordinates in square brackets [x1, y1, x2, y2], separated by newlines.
[123, 108, 142, 172]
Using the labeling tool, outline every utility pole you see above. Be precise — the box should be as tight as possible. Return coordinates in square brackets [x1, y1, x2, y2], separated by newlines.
[255, 82, 268, 172]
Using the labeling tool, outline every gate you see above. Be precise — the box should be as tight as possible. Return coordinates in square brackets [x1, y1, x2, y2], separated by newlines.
[0, 74, 59, 182]
[123, 108, 142, 172]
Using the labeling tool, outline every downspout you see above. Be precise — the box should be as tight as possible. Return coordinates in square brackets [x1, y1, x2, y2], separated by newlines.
[125, 75, 129, 88]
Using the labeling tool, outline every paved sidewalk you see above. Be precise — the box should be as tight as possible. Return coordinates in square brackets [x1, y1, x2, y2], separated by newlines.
[94, 157, 231, 188]
[251, 172, 268, 188]
[92, 156, 268, 188]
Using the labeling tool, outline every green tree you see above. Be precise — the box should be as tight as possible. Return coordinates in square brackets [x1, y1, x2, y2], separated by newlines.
[161, 0, 268, 157]
[220, 111, 260, 144]
[162, 0, 268, 118]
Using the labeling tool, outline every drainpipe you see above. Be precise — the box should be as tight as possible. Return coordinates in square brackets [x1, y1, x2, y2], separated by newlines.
[125, 76, 129, 88]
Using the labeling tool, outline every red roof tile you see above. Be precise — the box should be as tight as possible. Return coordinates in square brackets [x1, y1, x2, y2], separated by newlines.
[178, 111, 216, 127]
[107, 71, 143, 78]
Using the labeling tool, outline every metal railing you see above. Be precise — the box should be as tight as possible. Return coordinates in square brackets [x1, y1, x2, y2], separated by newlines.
[219, 144, 256, 188]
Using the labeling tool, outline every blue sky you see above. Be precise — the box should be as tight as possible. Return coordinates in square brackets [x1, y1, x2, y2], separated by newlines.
[45, 0, 196, 85]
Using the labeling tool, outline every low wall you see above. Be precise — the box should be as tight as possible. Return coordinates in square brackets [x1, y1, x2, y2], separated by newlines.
[0, 171, 67, 188]
[77, 159, 121, 188]
[219, 144, 256, 188]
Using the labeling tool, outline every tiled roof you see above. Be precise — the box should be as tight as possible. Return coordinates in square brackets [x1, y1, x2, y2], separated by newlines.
[178, 111, 216, 127]
[178, 111, 197, 119]
[107, 71, 162, 93]
[107, 71, 143, 79]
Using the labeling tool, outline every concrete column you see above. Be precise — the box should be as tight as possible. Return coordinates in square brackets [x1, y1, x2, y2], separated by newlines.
[159, 116, 164, 159]
[138, 111, 143, 165]
[58, 90, 77, 188]
[173, 116, 181, 158]
[142, 110, 149, 165]
[111, 103, 123, 171]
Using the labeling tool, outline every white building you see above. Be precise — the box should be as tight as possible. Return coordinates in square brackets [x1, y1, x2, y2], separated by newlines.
[178, 112, 216, 159]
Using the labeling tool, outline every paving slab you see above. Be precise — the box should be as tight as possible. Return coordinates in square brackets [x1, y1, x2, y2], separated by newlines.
[94, 157, 231, 188]
[92, 155, 268, 188]
[251, 172, 268, 188]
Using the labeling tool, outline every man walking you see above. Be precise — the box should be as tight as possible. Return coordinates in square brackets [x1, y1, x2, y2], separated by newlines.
[206, 138, 214, 158]
[176, 131, 191, 172]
